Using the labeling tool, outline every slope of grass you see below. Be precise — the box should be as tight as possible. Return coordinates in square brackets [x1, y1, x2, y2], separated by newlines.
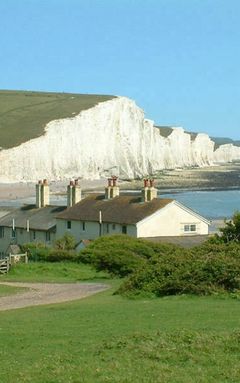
[0, 261, 109, 283]
[0, 90, 115, 149]
[0, 281, 239, 382]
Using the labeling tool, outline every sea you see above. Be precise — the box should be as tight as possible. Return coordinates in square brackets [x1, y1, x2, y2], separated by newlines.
[0, 189, 239, 221]
[160, 189, 240, 219]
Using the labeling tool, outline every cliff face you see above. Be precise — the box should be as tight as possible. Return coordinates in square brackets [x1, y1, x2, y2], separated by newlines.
[0, 96, 239, 182]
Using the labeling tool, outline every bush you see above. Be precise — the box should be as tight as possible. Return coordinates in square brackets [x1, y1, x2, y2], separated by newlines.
[21, 242, 51, 261]
[77, 235, 178, 277]
[21, 239, 77, 262]
[54, 233, 76, 250]
[211, 212, 240, 243]
[118, 248, 240, 297]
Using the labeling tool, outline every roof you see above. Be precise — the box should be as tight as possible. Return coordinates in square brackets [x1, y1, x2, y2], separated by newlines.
[0, 205, 66, 231]
[56, 194, 174, 225]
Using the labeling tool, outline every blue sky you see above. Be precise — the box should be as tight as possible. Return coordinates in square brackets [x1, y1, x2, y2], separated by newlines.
[0, 0, 239, 139]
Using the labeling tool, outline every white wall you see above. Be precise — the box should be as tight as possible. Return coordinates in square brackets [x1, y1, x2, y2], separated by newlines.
[137, 202, 209, 237]
[0, 227, 55, 255]
[56, 219, 137, 242]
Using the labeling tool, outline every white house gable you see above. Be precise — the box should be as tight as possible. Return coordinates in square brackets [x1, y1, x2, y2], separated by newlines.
[136, 201, 209, 237]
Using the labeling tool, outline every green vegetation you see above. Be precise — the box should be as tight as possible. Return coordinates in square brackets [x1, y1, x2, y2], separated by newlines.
[0, 239, 240, 382]
[0, 284, 27, 297]
[0, 90, 114, 148]
[0, 285, 239, 382]
[21, 234, 78, 263]
[78, 235, 159, 276]
[212, 211, 240, 243]
[78, 234, 240, 297]
[0, 261, 108, 283]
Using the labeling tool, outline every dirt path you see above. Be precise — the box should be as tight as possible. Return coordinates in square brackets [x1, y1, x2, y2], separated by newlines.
[0, 282, 109, 311]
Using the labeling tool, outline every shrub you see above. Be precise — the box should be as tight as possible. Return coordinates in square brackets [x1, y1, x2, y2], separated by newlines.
[210, 212, 240, 243]
[21, 239, 77, 262]
[46, 249, 77, 262]
[118, 249, 240, 297]
[21, 242, 51, 261]
[77, 235, 178, 277]
[54, 233, 76, 250]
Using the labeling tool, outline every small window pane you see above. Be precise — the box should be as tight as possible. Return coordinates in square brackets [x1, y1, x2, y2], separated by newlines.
[122, 225, 127, 234]
[0, 227, 4, 238]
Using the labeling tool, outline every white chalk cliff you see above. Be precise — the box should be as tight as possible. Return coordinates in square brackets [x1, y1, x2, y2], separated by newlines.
[0, 96, 239, 182]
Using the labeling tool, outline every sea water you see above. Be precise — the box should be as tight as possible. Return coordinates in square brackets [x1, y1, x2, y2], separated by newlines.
[0, 189, 239, 220]
[161, 189, 240, 219]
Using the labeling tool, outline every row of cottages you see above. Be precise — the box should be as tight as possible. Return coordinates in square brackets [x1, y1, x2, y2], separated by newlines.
[0, 177, 210, 256]
[0, 180, 66, 256]
[55, 177, 210, 241]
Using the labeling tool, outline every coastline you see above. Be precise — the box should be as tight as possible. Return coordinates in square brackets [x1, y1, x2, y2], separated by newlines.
[0, 163, 239, 205]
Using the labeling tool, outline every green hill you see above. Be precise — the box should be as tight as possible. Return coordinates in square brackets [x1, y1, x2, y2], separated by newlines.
[0, 90, 115, 149]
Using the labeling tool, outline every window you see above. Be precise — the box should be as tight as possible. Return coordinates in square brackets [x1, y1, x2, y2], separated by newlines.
[46, 231, 51, 242]
[82, 222, 85, 231]
[11, 229, 16, 238]
[0, 227, 4, 238]
[184, 224, 196, 233]
[67, 221, 71, 229]
[33, 231, 36, 240]
[106, 224, 109, 233]
[122, 225, 127, 234]
[112, 224, 116, 230]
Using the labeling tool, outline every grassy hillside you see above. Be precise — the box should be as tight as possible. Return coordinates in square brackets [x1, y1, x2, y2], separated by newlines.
[0, 90, 115, 149]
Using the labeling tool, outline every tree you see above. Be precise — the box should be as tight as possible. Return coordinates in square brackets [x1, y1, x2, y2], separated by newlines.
[219, 211, 240, 243]
[54, 233, 76, 250]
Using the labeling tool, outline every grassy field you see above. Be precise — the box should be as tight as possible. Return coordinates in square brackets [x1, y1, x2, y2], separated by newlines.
[0, 262, 239, 382]
[0, 261, 108, 283]
[0, 90, 115, 149]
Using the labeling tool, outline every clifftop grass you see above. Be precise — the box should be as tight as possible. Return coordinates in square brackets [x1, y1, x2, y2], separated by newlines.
[0, 90, 115, 149]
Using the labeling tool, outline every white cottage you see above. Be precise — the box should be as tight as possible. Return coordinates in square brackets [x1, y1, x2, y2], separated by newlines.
[56, 178, 210, 241]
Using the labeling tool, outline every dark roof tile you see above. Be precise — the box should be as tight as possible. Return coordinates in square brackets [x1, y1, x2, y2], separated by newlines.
[56, 194, 173, 224]
[0, 205, 66, 231]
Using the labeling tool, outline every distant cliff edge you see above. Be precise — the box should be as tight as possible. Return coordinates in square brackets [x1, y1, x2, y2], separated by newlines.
[0, 95, 239, 181]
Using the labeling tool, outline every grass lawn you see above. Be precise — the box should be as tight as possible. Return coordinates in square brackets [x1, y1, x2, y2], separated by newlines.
[0, 90, 114, 149]
[0, 262, 239, 382]
[0, 261, 109, 283]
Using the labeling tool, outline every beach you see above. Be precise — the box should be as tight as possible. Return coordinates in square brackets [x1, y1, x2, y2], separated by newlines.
[0, 163, 240, 201]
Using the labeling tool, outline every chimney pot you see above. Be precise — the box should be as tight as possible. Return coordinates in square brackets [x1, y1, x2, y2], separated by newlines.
[150, 179, 154, 187]
[144, 178, 149, 188]
[70, 180, 74, 186]
[74, 179, 79, 186]
[43, 179, 48, 185]
[108, 178, 112, 187]
[112, 175, 118, 187]
[38, 180, 42, 184]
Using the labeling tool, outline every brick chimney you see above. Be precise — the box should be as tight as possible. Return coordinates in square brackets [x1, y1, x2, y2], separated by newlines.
[111, 176, 120, 198]
[36, 179, 49, 208]
[36, 180, 42, 208]
[141, 178, 149, 202]
[105, 176, 120, 199]
[141, 178, 157, 202]
[67, 179, 81, 207]
[148, 178, 157, 201]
